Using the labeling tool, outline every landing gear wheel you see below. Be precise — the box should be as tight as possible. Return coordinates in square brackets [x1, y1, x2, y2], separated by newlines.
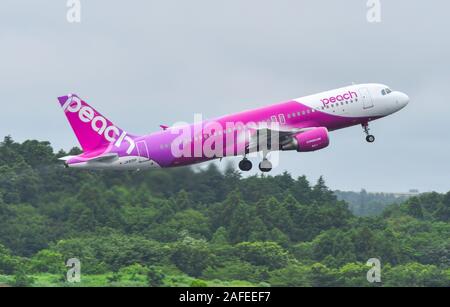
[362, 123, 375, 143]
[239, 159, 253, 172]
[258, 159, 272, 173]
[366, 135, 375, 143]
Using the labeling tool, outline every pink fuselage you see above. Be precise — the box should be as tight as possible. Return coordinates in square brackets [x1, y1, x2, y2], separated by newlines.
[133, 100, 377, 168]
[64, 83, 410, 170]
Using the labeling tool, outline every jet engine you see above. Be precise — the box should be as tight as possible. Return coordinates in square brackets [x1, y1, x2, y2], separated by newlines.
[281, 127, 330, 152]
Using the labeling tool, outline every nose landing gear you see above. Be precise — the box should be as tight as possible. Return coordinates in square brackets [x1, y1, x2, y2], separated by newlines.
[366, 135, 375, 143]
[362, 123, 375, 143]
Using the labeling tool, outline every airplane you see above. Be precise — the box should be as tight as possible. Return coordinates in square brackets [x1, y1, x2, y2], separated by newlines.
[58, 83, 409, 172]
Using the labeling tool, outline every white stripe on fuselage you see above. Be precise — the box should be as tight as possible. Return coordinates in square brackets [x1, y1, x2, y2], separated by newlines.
[294, 83, 388, 118]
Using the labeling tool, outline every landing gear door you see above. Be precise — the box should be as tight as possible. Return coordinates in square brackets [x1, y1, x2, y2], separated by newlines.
[359, 87, 374, 109]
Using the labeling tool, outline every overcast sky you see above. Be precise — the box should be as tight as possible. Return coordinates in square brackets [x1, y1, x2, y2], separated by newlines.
[1, 1, 449, 193]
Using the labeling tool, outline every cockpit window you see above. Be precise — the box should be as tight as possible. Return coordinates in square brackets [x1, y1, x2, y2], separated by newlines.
[382, 88, 392, 95]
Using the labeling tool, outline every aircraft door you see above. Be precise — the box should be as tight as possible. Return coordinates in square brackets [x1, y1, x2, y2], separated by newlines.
[359, 87, 374, 109]
[136, 140, 149, 160]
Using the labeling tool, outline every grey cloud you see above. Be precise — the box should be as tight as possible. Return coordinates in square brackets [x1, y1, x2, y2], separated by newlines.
[0, 0, 449, 192]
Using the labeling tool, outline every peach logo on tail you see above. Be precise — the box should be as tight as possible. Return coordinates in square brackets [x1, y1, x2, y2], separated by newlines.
[321, 91, 358, 107]
[62, 96, 135, 154]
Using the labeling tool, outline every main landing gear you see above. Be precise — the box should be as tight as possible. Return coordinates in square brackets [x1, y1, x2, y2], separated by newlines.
[258, 150, 273, 173]
[362, 123, 375, 143]
[258, 159, 272, 173]
[238, 158, 253, 172]
[238, 155, 273, 173]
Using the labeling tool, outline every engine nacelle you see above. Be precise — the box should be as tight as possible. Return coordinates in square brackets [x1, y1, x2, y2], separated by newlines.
[281, 127, 330, 152]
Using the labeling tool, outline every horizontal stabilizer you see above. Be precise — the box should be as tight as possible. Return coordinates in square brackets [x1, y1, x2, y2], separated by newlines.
[85, 153, 119, 163]
[59, 153, 119, 163]
[58, 156, 76, 161]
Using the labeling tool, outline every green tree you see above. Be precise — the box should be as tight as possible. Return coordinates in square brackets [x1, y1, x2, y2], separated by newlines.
[434, 192, 450, 222]
[0, 204, 50, 256]
[171, 236, 212, 277]
[384, 263, 447, 287]
[311, 229, 356, 266]
[406, 198, 424, 219]
[119, 263, 149, 282]
[190, 279, 208, 287]
[0, 244, 20, 275]
[30, 249, 65, 274]
[288, 175, 312, 204]
[255, 197, 292, 234]
[166, 209, 211, 239]
[13, 269, 34, 287]
[312, 176, 335, 204]
[228, 202, 268, 243]
[202, 260, 264, 283]
[235, 242, 290, 269]
[147, 266, 165, 287]
[308, 263, 337, 287]
[336, 263, 373, 287]
[269, 264, 311, 287]
[17, 140, 56, 169]
[210, 227, 229, 245]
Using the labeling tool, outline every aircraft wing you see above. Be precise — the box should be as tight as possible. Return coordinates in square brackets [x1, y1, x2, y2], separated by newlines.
[246, 127, 316, 152]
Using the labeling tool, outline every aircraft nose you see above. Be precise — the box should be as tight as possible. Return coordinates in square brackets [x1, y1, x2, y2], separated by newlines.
[396, 92, 410, 108]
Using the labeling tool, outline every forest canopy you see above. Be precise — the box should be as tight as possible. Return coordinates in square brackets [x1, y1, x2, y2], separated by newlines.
[0, 136, 449, 287]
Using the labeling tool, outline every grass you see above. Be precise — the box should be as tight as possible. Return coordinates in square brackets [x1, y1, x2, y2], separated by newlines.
[0, 273, 267, 287]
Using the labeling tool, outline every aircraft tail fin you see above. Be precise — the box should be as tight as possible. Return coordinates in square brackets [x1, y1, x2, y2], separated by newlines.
[57, 94, 136, 153]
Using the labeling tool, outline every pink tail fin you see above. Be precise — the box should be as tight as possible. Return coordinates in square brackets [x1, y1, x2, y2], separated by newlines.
[58, 94, 133, 152]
